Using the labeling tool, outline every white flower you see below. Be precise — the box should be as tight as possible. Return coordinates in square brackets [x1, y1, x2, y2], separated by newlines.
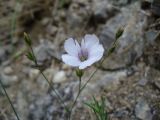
[62, 34, 104, 69]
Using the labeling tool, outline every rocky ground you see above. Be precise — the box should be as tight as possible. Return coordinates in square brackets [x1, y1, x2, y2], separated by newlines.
[0, 0, 160, 120]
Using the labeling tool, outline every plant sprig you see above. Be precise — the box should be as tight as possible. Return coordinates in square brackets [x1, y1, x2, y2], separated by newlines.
[23, 33, 69, 113]
[84, 96, 108, 120]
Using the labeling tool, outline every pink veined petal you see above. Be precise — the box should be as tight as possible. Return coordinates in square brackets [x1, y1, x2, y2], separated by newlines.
[88, 44, 104, 60]
[62, 54, 81, 67]
[83, 34, 99, 48]
[79, 57, 98, 69]
[64, 38, 80, 56]
[81, 38, 85, 50]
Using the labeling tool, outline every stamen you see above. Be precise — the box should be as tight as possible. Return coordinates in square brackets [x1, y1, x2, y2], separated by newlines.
[78, 49, 88, 61]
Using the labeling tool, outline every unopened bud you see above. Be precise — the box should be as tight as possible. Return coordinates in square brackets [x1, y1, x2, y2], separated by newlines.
[76, 69, 84, 78]
[115, 27, 124, 40]
[24, 32, 32, 46]
[26, 51, 35, 61]
[109, 46, 116, 54]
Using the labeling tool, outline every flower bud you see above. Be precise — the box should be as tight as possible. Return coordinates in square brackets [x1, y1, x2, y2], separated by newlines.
[115, 27, 124, 40]
[109, 46, 116, 54]
[24, 32, 32, 46]
[76, 69, 84, 78]
[26, 51, 35, 61]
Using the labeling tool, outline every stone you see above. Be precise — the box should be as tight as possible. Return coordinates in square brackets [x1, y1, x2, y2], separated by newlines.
[66, 1, 92, 33]
[46, 25, 58, 36]
[0, 73, 18, 86]
[151, 0, 160, 17]
[3, 45, 13, 57]
[3, 66, 13, 75]
[97, 70, 127, 91]
[28, 94, 65, 120]
[81, 70, 127, 97]
[138, 78, 148, 86]
[111, 0, 137, 6]
[34, 40, 56, 69]
[53, 71, 67, 83]
[143, 30, 160, 70]
[135, 99, 152, 120]
[34, 40, 55, 62]
[44, 68, 55, 81]
[28, 95, 49, 120]
[144, 30, 158, 44]
[114, 108, 129, 118]
[154, 81, 160, 90]
[36, 69, 54, 90]
[0, 47, 7, 64]
[41, 18, 50, 25]
[99, 2, 147, 69]
[29, 69, 40, 80]
[92, 1, 119, 24]
[16, 92, 28, 120]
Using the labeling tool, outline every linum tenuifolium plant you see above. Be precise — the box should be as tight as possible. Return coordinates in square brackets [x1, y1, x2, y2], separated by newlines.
[23, 27, 124, 120]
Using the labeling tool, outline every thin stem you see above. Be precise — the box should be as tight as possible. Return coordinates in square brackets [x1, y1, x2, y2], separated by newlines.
[68, 77, 82, 120]
[10, 0, 21, 42]
[80, 53, 109, 92]
[30, 46, 69, 113]
[0, 79, 20, 120]
[40, 71, 69, 113]
[71, 77, 81, 109]
[30, 47, 38, 65]
[80, 69, 97, 92]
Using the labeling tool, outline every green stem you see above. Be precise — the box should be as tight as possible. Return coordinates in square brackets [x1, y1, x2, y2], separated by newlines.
[0, 79, 20, 120]
[30, 47, 38, 65]
[40, 71, 69, 113]
[71, 77, 81, 109]
[80, 69, 98, 92]
[30, 46, 69, 113]
[10, 0, 21, 42]
[68, 77, 82, 120]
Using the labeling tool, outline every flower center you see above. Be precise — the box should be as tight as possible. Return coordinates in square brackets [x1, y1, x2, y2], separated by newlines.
[78, 49, 88, 62]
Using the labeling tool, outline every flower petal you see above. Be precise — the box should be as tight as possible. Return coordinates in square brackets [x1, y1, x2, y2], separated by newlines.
[64, 38, 80, 56]
[89, 44, 104, 60]
[82, 34, 99, 49]
[79, 35, 104, 69]
[81, 38, 85, 50]
[79, 57, 98, 69]
[62, 54, 81, 67]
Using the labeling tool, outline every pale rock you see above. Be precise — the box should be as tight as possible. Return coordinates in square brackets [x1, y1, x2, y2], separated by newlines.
[62, 64, 70, 70]
[46, 25, 58, 35]
[100, 2, 147, 69]
[81, 70, 127, 97]
[97, 70, 127, 91]
[53, 71, 67, 83]
[44, 68, 55, 81]
[41, 18, 50, 25]
[0, 73, 18, 86]
[3, 66, 13, 75]
[29, 69, 40, 80]
[138, 78, 148, 86]
[135, 98, 152, 120]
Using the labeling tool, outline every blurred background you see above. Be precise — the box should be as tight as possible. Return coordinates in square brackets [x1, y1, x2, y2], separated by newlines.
[0, 0, 160, 120]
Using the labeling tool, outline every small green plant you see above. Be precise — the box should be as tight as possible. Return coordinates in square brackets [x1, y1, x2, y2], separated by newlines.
[84, 96, 108, 120]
